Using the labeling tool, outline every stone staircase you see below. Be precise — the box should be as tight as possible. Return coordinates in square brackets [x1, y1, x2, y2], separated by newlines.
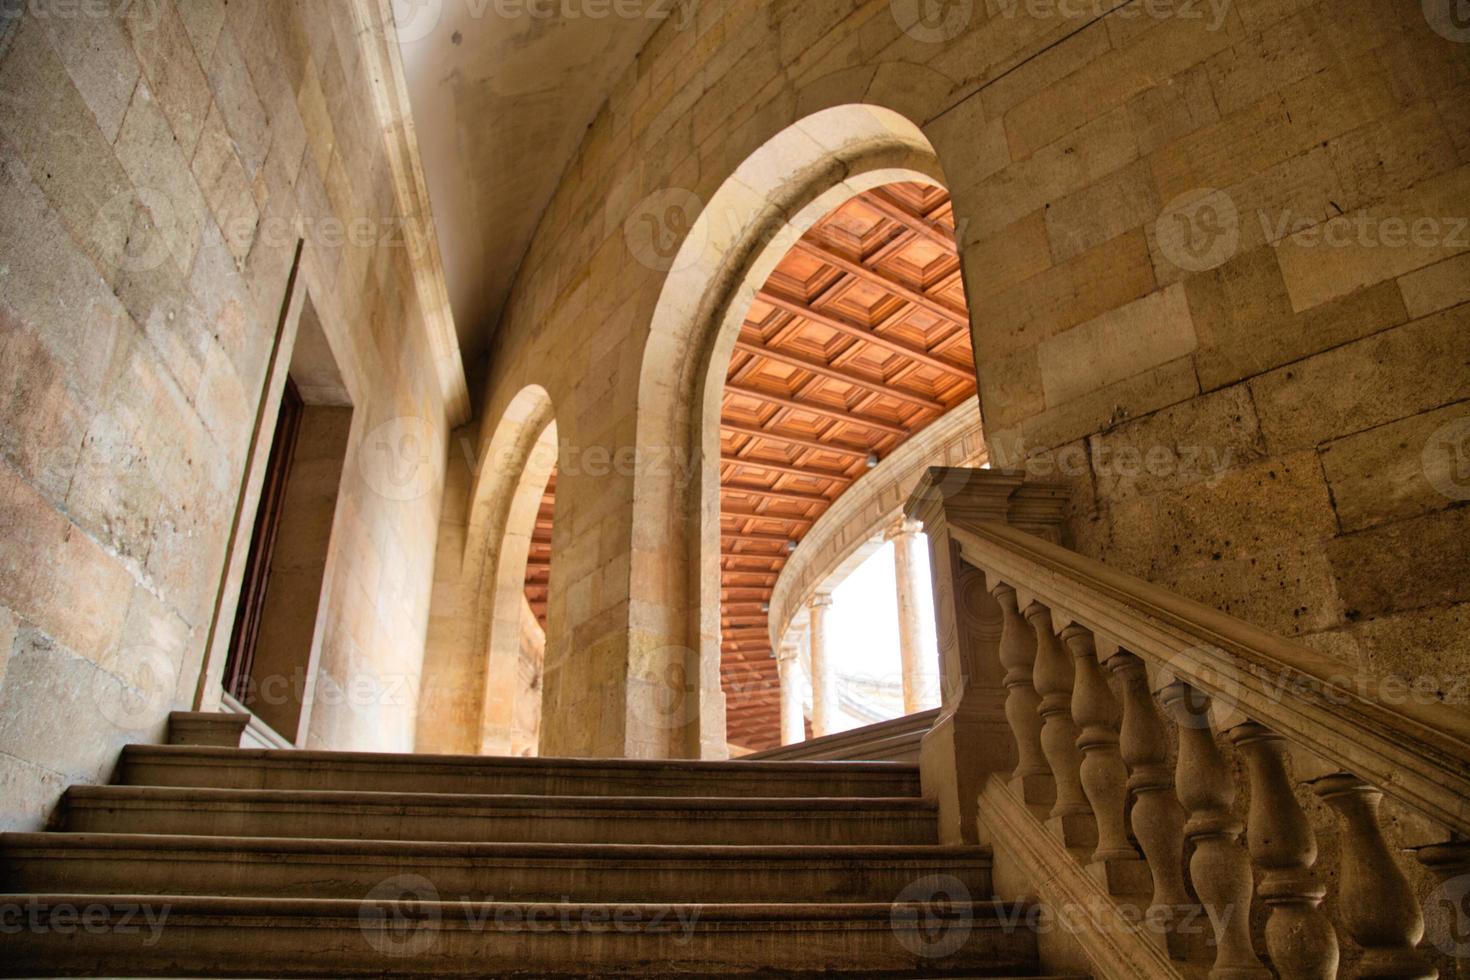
[0, 742, 1066, 978]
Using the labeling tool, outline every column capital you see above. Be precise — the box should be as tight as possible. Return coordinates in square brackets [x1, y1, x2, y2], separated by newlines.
[809, 593, 833, 611]
[884, 517, 924, 541]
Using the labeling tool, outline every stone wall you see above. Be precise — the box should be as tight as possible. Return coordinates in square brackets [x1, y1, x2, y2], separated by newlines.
[471, 0, 1468, 756]
[0, 0, 454, 828]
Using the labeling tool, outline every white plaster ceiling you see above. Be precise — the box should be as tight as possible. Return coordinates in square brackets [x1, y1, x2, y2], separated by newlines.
[396, 2, 663, 361]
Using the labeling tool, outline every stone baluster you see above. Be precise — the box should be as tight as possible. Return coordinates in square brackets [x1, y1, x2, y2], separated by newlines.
[1159, 680, 1269, 980]
[1412, 838, 1469, 980]
[1025, 601, 1092, 835]
[993, 583, 1050, 800]
[1061, 624, 1136, 865]
[1106, 650, 1192, 926]
[1310, 772, 1438, 980]
[1228, 722, 1338, 980]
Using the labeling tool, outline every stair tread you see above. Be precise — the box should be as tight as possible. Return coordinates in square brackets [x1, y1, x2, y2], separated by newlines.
[1, 893, 1050, 977]
[0, 892, 1023, 919]
[11, 750, 1048, 976]
[122, 744, 919, 776]
[66, 785, 934, 810]
[1, 832, 986, 861]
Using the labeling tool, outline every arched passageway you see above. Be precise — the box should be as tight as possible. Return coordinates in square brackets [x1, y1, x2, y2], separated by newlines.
[716, 181, 978, 751]
[631, 104, 957, 759]
[418, 386, 557, 757]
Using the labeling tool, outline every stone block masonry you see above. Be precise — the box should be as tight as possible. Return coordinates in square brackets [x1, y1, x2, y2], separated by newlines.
[463, 0, 1470, 756]
[0, 1, 454, 829]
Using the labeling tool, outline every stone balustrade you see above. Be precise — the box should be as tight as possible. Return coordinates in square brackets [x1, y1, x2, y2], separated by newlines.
[907, 467, 1470, 979]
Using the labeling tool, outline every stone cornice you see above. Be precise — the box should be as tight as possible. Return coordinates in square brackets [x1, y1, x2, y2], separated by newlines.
[351, 0, 471, 426]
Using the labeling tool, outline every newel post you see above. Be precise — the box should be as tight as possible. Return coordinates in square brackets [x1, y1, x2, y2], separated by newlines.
[904, 467, 1068, 844]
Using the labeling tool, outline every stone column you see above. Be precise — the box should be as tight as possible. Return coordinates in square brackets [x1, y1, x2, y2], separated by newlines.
[808, 595, 836, 737]
[886, 518, 930, 714]
[775, 640, 805, 747]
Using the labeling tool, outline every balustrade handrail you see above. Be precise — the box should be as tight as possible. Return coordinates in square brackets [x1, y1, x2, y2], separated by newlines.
[950, 519, 1470, 837]
[741, 708, 938, 762]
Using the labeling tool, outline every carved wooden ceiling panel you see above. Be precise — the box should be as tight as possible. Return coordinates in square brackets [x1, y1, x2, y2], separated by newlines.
[720, 182, 976, 751]
[524, 470, 556, 629]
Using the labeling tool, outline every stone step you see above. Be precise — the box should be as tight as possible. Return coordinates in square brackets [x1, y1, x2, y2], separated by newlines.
[0, 894, 1045, 978]
[117, 745, 923, 798]
[0, 833, 993, 904]
[58, 787, 939, 846]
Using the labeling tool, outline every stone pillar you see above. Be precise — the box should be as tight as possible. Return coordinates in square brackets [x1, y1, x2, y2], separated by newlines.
[775, 640, 805, 747]
[886, 518, 930, 714]
[808, 595, 836, 737]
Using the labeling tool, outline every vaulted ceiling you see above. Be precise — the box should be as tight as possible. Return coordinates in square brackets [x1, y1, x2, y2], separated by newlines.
[719, 182, 977, 751]
[398, 7, 661, 359]
[524, 470, 556, 629]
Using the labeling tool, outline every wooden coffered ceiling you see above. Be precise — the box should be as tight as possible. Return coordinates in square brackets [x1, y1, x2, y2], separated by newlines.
[720, 182, 978, 751]
[523, 470, 556, 629]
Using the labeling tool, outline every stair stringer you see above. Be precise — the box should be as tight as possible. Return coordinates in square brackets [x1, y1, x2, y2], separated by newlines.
[978, 774, 1187, 980]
